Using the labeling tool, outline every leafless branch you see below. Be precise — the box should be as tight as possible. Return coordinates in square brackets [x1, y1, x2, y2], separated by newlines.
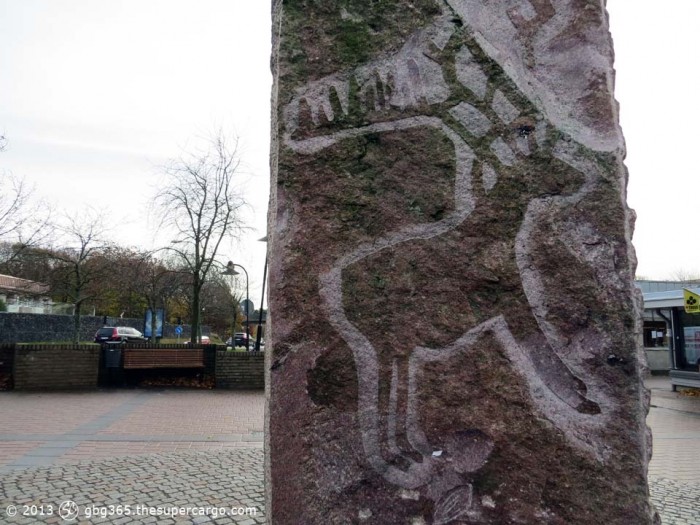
[151, 131, 250, 342]
[0, 172, 54, 265]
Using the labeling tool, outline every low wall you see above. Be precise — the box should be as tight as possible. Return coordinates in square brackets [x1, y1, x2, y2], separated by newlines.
[216, 351, 265, 389]
[14, 345, 100, 390]
[645, 347, 671, 373]
[0, 344, 14, 389]
[2, 344, 263, 390]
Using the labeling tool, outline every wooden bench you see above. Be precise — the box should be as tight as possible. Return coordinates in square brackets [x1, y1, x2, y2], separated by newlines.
[122, 349, 205, 369]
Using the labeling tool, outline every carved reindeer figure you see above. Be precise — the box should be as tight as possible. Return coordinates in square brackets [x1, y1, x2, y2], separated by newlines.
[283, 1, 619, 522]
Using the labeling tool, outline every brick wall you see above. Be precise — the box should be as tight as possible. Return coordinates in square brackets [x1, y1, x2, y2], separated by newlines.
[13, 345, 100, 390]
[0, 344, 14, 374]
[215, 351, 264, 389]
[6, 345, 262, 390]
[0, 344, 14, 389]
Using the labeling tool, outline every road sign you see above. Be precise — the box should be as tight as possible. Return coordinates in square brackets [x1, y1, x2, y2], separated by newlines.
[241, 299, 255, 318]
[684, 289, 700, 314]
[174, 325, 183, 335]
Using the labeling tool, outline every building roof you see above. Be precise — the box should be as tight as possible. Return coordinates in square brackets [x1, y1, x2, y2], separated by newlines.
[635, 280, 700, 309]
[636, 280, 700, 294]
[642, 287, 700, 309]
[0, 274, 50, 296]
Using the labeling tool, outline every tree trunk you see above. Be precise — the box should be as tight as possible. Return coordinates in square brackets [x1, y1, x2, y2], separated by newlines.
[191, 279, 201, 344]
[150, 302, 158, 344]
[72, 302, 82, 343]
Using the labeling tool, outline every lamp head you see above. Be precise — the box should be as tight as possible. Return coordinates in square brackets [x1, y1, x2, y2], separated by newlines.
[222, 261, 240, 276]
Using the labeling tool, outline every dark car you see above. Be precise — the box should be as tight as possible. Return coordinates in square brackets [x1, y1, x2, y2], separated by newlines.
[226, 335, 250, 347]
[94, 326, 147, 343]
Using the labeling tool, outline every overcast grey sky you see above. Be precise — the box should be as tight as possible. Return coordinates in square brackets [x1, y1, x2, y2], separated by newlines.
[607, 0, 700, 281]
[1, 0, 698, 303]
[0, 0, 272, 300]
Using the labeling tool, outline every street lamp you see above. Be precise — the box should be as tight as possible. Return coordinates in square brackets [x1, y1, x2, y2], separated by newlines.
[223, 261, 250, 351]
[255, 236, 268, 352]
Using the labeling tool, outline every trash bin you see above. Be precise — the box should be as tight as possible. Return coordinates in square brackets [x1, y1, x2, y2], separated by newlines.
[104, 345, 122, 368]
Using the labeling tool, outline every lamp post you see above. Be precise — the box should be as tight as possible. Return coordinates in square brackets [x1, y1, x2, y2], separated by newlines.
[221, 265, 236, 346]
[255, 236, 268, 352]
[200, 306, 205, 343]
[223, 261, 250, 351]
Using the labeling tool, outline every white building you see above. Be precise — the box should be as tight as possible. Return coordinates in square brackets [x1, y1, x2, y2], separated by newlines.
[639, 280, 700, 390]
[0, 274, 52, 314]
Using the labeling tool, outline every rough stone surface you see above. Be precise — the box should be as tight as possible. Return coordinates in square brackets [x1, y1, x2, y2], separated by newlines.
[268, 1, 655, 523]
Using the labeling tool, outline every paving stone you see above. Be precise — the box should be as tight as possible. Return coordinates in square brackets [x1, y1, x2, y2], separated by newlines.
[0, 449, 264, 525]
[1, 382, 697, 523]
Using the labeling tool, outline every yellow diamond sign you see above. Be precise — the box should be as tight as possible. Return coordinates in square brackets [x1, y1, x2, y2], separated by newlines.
[684, 289, 700, 314]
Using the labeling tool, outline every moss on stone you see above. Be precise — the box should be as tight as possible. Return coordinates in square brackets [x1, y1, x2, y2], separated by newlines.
[279, 0, 440, 90]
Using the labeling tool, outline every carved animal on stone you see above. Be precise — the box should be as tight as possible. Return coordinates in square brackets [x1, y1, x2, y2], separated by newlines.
[283, 2, 620, 522]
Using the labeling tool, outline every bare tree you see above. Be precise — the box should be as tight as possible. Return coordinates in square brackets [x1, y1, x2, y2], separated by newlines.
[153, 133, 249, 343]
[0, 174, 52, 260]
[670, 268, 700, 284]
[125, 251, 190, 342]
[48, 212, 111, 342]
[0, 137, 52, 264]
[201, 270, 242, 339]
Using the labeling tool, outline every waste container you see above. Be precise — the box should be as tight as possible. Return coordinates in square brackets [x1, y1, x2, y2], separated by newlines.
[104, 345, 122, 368]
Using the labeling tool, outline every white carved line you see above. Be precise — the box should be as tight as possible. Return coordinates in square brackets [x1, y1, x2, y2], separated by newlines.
[284, 16, 454, 137]
[387, 360, 403, 457]
[282, 7, 618, 492]
[409, 315, 610, 463]
[514, 138, 615, 450]
[312, 116, 475, 489]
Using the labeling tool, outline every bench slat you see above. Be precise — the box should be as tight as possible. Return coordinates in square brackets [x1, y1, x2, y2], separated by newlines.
[122, 349, 205, 369]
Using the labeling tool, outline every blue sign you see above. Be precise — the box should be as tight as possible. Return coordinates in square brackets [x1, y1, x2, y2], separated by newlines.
[144, 308, 165, 338]
[175, 325, 183, 335]
[241, 299, 255, 317]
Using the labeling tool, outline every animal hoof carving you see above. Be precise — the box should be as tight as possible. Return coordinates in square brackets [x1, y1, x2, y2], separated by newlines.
[434, 485, 474, 525]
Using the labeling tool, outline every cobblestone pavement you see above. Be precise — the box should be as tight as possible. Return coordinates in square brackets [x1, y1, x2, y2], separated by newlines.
[1, 381, 700, 524]
[649, 477, 700, 525]
[0, 448, 264, 524]
[0, 389, 264, 524]
[645, 376, 700, 524]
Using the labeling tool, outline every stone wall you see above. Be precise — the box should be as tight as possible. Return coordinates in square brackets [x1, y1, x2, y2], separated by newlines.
[13, 345, 100, 390]
[0, 312, 201, 343]
[215, 351, 264, 389]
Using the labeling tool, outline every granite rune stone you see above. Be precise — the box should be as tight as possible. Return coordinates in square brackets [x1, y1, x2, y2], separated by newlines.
[267, 1, 657, 523]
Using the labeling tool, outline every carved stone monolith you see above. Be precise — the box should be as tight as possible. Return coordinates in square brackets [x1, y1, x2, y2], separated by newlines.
[267, 1, 657, 523]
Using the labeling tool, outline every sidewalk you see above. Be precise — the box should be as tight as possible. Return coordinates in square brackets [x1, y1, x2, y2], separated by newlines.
[0, 389, 264, 471]
[646, 375, 700, 524]
[0, 381, 698, 524]
[0, 389, 265, 524]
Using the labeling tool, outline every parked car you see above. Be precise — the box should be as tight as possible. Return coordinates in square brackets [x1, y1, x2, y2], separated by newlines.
[94, 326, 147, 343]
[185, 335, 211, 346]
[226, 335, 264, 350]
[226, 335, 250, 348]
